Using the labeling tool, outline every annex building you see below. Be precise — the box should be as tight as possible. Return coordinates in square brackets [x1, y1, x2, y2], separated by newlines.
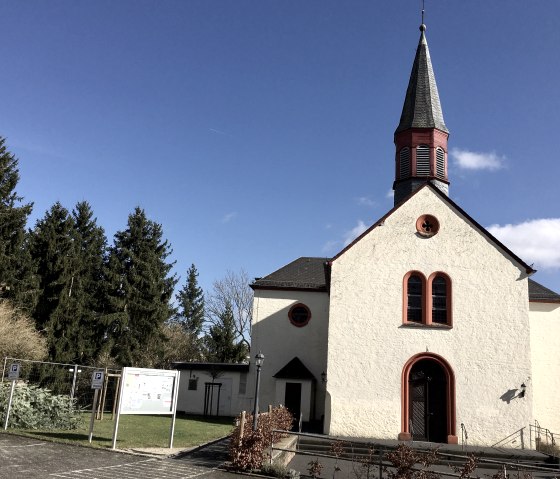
[249, 22, 560, 445]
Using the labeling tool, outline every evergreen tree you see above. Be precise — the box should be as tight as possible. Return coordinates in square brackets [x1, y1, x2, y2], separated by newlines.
[71, 201, 107, 363]
[175, 264, 204, 336]
[105, 207, 177, 367]
[30, 202, 79, 362]
[0, 137, 35, 310]
[204, 301, 248, 363]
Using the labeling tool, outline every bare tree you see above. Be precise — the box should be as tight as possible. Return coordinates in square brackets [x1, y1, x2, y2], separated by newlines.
[206, 269, 252, 349]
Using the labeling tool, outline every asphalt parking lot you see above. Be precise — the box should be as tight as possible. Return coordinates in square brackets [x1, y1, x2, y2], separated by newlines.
[0, 433, 240, 479]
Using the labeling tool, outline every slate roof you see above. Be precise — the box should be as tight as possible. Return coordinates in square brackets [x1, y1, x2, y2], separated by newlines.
[395, 24, 448, 134]
[273, 357, 316, 380]
[528, 279, 560, 303]
[251, 257, 329, 291]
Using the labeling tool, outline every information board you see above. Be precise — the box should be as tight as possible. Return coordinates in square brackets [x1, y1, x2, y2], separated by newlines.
[120, 368, 176, 415]
[112, 367, 180, 450]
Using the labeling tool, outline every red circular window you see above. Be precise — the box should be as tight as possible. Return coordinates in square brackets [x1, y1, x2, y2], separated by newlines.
[289, 303, 311, 327]
[416, 215, 440, 237]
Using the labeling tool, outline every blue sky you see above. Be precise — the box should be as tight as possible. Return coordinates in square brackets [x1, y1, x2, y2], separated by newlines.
[1, 0, 559, 295]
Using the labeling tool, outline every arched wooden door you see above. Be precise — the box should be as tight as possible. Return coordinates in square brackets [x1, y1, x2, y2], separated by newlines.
[400, 353, 457, 444]
[409, 359, 447, 442]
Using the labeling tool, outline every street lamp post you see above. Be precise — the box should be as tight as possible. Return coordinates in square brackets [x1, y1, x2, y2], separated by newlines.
[252, 351, 265, 431]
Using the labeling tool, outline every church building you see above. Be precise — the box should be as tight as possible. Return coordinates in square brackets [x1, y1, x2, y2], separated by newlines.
[250, 22, 560, 445]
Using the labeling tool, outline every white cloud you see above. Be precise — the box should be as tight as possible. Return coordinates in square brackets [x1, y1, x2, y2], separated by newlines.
[322, 240, 339, 253]
[451, 148, 504, 171]
[356, 196, 376, 207]
[487, 218, 560, 269]
[386, 189, 395, 199]
[343, 220, 368, 246]
[221, 212, 237, 223]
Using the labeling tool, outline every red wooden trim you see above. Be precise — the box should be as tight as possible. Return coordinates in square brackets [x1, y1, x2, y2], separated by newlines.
[427, 272, 453, 327]
[402, 271, 427, 325]
[400, 353, 457, 442]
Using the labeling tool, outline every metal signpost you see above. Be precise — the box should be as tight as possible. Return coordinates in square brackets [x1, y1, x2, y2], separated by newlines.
[111, 367, 180, 450]
[88, 370, 104, 443]
[3, 363, 21, 430]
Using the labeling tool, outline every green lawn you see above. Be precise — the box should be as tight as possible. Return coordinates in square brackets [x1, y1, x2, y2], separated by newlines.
[9, 413, 234, 450]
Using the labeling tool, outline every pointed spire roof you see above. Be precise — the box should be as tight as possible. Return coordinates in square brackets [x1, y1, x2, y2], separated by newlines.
[395, 24, 448, 134]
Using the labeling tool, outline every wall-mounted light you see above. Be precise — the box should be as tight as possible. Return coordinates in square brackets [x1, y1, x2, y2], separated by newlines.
[519, 382, 527, 398]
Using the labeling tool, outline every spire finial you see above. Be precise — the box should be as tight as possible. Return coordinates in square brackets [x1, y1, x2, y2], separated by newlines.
[420, 0, 426, 31]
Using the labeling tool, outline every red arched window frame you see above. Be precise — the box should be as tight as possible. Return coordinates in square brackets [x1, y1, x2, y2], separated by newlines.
[427, 272, 452, 327]
[403, 271, 452, 327]
[402, 271, 427, 325]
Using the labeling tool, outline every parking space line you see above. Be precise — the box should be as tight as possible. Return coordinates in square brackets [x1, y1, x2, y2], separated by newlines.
[50, 458, 213, 479]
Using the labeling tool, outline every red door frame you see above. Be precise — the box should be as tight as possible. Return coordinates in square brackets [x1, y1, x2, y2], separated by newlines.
[398, 353, 458, 444]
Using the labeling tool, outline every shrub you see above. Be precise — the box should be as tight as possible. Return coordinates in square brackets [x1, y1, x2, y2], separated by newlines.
[261, 462, 289, 478]
[0, 382, 82, 430]
[385, 444, 439, 479]
[0, 300, 47, 360]
[230, 405, 294, 471]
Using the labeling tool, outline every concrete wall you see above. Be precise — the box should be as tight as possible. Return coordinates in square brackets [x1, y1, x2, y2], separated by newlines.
[251, 289, 329, 421]
[529, 301, 560, 433]
[326, 186, 533, 445]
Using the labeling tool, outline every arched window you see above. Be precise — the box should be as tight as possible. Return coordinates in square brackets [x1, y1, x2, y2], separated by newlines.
[431, 276, 448, 324]
[429, 273, 452, 326]
[416, 145, 431, 176]
[436, 147, 445, 178]
[404, 272, 425, 324]
[403, 272, 452, 326]
[399, 147, 410, 179]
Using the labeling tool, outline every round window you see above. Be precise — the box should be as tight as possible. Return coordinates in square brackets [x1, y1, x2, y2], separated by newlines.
[288, 303, 311, 327]
[416, 214, 440, 237]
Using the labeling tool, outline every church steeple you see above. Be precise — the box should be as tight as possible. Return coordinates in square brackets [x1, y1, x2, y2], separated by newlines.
[393, 23, 450, 206]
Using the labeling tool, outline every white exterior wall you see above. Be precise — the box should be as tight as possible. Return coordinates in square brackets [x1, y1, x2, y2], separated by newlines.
[176, 369, 252, 416]
[251, 289, 329, 421]
[529, 301, 560, 433]
[326, 187, 533, 445]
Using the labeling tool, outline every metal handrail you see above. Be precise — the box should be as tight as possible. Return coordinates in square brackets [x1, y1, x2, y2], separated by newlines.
[270, 429, 560, 474]
[491, 427, 525, 449]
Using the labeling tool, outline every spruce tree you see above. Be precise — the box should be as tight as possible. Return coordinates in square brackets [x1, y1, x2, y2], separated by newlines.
[0, 137, 35, 310]
[204, 301, 247, 363]
[175, 264, 205, 336]
[71, 201, 107, 363]
[105, 207, 177, 367]
[30, 202, 79, 362]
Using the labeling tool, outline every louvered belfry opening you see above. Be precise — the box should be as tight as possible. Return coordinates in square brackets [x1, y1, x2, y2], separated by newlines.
[436, 147, 445, 179]
[399, 147, 410, 179]
[416, 145, 431, 176]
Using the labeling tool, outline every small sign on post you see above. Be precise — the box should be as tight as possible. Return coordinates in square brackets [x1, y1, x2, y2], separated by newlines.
[4, 363, 21, 430]
[91, 371, 104, 389]
[8, 363, 20, 380]
[88, 371, 104, 443]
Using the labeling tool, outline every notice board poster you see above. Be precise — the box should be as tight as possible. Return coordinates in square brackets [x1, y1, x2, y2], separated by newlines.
[120, 368, 178, 415]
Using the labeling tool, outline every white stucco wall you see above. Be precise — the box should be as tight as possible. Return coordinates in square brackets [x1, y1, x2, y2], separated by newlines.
[326, 186, 533, 445]
[251, 289, 329, 421]
[529, 301, 560, 433]
[176, 369, 252, 416]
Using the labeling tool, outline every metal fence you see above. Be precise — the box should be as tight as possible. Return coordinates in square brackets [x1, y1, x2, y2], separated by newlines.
[1, 357, 121, 420]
